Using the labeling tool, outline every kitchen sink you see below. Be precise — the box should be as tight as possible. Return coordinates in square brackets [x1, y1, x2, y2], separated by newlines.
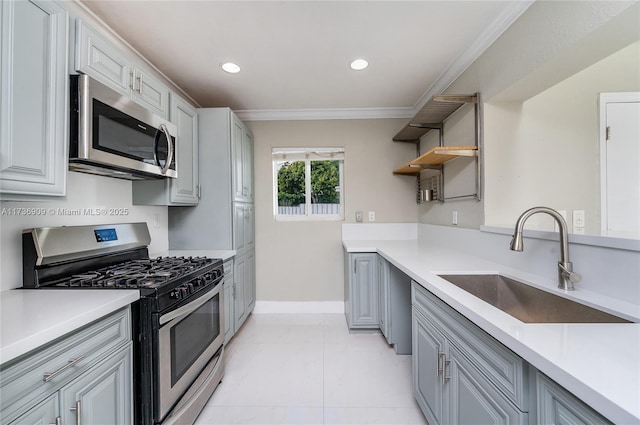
[437, 274, 632, 323]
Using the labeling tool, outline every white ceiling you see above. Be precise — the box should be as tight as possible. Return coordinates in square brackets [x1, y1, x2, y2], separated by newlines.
[79, 1, 531, 119]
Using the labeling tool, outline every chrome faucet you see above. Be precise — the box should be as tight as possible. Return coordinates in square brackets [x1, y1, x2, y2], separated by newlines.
[510, 206, 581, 290]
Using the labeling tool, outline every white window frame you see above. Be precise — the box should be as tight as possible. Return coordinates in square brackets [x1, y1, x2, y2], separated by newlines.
[272, 147, 345, 221]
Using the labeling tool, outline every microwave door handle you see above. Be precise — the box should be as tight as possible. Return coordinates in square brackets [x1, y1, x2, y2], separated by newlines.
[153, 124, 174, 175]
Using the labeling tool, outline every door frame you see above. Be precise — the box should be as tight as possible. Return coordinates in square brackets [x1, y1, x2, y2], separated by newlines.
[598, 92, 640, 236]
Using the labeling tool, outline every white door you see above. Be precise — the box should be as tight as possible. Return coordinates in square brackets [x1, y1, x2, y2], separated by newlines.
[600, 93, 640, 238]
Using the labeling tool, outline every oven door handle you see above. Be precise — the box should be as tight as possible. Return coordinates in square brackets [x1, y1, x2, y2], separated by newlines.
[159, 284, 220, 326]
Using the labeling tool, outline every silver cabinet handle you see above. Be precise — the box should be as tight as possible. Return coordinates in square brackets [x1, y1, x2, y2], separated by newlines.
[435, 347, 443, 377]
[441, 354, 450, 384]
[69, 400, 81, 425]
[138, 73, 143, 95]
[50, 417, 62, 425]
[129, 70, 135, 91]
[43, 356, 86, 382]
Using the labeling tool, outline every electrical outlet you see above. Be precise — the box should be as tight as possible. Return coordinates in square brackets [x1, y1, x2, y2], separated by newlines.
[452, 211, 458, 225]
[152, 213, 160, 228]
[355, 211, 363, 223]
[368, 211, 375, 222]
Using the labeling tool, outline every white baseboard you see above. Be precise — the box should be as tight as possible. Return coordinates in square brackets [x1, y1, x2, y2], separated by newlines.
[253, 301, 344, 314]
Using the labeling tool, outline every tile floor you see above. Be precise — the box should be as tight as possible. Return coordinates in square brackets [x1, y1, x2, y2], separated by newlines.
[194, 313, 428, 425]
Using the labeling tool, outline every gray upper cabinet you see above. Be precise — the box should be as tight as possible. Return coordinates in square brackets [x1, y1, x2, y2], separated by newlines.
[344, 252, 378, 329]
[232, 114, 254, 203]
[0, 0, 68, 198]
[75, 20, 169, 118]
[132, 93, 200, 205]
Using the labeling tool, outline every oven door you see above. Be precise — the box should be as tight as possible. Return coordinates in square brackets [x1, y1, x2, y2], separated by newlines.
[155, 282, 224, 421]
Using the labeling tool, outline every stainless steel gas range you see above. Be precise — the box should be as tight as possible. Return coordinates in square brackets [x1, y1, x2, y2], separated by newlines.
[22, 222, 225, 425]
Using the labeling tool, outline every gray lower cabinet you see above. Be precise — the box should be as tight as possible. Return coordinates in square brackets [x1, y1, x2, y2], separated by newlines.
[60, 344, 132, 425]
[223, 259, 235, 344]
[535, 371, 613, 425]
[344, 252, 378, 329]
[233, 251, 256, 333]
[0, 308, 133, 424]
[377, 255, 390, 338]
[0, 0, 69, 198]
[412, 281, 528, 425]
[8, 393, 59, 425]
[377, 256, 412, 354]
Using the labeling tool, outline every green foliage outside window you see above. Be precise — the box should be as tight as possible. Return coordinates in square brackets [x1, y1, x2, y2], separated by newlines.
[277, 160, 340, 206]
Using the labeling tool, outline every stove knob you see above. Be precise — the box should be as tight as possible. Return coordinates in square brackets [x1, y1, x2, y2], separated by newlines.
[180, 286, 189, 297]
[171, 289, 182, 300]
[188, 282, 195, 293]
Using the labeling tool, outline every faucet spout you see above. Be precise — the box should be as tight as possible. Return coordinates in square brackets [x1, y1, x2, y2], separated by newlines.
[510, 206, 580, 290]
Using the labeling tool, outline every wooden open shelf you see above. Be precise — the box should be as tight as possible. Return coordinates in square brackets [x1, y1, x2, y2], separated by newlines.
[393, 145, 478, 175]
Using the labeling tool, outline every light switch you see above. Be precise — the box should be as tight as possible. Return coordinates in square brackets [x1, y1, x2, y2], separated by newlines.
[573, 210, 585, 233]
[355, 211, 363, 223]
[452, 211, 458, 225]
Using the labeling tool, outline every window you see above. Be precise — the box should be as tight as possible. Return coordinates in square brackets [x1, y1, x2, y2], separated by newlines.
[272, 147, 344, 221]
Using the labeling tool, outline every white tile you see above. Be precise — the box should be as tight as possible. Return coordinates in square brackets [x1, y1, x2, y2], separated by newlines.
[195, 406, 324, 425]
[324, 406, 428, 425]
[199, 313, 426, 424]
[210, 343, 324, 407]
[323, 342, 414, 407]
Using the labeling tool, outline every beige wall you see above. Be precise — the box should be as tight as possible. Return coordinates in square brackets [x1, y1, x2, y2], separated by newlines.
[247, 119, 416, 302]
[485, 41, 640, 233]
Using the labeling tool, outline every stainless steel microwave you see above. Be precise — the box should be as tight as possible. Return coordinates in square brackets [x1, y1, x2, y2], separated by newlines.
[69, 74, 177, 180]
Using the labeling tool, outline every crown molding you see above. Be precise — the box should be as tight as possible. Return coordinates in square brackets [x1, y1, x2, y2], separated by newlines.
[411, 0, 535, 114]
[237, 1, 534, 122]
[236, 107, 414, 122]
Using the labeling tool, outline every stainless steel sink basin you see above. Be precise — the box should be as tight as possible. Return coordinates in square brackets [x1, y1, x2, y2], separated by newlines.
[438, 274, 631, 323]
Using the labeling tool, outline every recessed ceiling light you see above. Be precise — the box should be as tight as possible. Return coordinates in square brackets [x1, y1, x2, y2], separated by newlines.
[221, 62, 241, 74]
[350, 59, 369, 71]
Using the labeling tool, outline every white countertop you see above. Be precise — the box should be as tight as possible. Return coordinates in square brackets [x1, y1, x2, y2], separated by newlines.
[343, 239, 640, 425]
[0, 289, 139, 364]
[152, 249, 236, 262]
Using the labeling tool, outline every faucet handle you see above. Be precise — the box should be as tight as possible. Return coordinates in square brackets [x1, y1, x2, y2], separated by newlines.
[559, 262, 582, 283]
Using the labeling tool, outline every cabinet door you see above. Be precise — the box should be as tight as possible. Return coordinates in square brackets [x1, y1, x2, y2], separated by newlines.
[233, 255, 248, 331]
[244, 250, 256, 312]
[233, 204, 246, 252]
[536, 372, 612, 425]
[1, 0, 68, 197]
[378, 255, 390, 340]
[448, 345, 527, 425]
[131, 68, 169, 118]
[349, 254, 378, 327]
[231, 116, 245, 202]
[413, 310, 446, 425]
[8, 393, 59, 425]
[242, 127, 253, 201]
[61, 345, 133, 425]
[75, 21, 130, 95]
[245, 204, 255, 250]
[169, 94, 199, 204]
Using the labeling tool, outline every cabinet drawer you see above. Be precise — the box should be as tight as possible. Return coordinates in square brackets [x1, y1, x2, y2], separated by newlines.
[0, 307, 131, 420]
[412, 282, 527, 411]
